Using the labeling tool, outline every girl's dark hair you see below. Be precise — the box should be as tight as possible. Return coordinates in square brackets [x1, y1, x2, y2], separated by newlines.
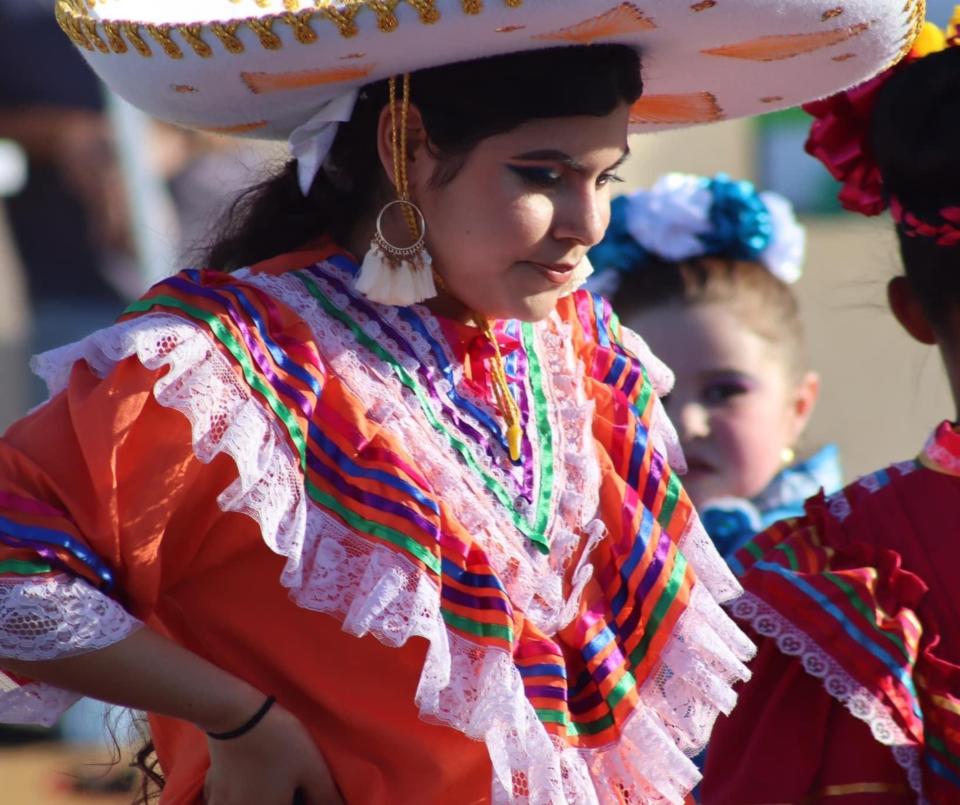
[871, 45, 960, 330]
[204, 44, 642, 270]
[612, 257, 808, 381]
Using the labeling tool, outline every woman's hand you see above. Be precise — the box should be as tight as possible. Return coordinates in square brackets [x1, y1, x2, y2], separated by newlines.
[204, 702, 343, 805]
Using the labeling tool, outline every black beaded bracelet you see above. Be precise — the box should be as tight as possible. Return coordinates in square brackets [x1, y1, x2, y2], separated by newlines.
[206, 695, 277, 741]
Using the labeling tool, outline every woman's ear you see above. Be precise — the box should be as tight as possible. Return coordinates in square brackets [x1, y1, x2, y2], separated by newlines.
[375, 101, 428, 195]
[887, 275, 938, 345]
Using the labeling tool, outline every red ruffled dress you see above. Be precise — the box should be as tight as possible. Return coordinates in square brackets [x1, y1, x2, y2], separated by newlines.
[702, 422, 960, 804]
[0, 245, 752, 803]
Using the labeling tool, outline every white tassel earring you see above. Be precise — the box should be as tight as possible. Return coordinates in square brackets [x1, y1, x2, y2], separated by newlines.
[355, 74, 437, 307]
[356, 200, 436, 305]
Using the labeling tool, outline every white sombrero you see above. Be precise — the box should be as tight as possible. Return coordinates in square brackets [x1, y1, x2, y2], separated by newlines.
[58, 0, 922, 141]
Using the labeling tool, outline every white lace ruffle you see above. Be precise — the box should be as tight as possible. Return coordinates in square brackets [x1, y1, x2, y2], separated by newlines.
[14, 276, 752, 802]
[0, 575, 142, 725]
[293, 505, 751, 804]
[729, 592, 925, 801]
[246, 267, 604, 638]
[32, 313, 309, 589]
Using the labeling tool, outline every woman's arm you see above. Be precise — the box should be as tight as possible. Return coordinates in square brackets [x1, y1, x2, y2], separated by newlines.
[1, 627, 342, 805]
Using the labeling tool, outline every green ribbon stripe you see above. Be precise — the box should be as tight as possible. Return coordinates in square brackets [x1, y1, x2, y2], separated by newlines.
[633, 369, 653, 419]
[0, 559, 53, 576]
[130, 296, 450, 578]
[601, 664, 639, 712]
[294, 271, 552, 553]
[820, 570, 912, 663]
[745, 540, 765, 562]
[657, 471, 682, 531]
[629, 551, 688, 667]
[537, 705, 616, 738]
[777, 542, 800, 571]
[304, 478, 440, 575]
[126, 297, 309, 471]
[927, 734, 960, 773]
[520, 323, 556, 544]
[441, 608, 513, 643]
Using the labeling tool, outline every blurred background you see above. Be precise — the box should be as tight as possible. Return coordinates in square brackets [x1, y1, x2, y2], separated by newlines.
[0, 0, 954, 800]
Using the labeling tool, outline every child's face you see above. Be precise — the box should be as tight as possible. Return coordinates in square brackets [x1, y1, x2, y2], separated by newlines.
[628, 301, 816, 508]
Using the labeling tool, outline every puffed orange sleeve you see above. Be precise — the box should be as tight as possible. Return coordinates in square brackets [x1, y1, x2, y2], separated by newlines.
[0, 355, 246, 725]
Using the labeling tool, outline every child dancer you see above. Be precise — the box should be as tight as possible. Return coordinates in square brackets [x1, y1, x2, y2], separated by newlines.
[702, 15, 960, 804]
[590, 174, 841, 561]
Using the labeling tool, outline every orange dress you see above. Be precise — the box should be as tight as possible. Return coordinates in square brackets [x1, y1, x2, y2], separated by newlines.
[0, 245, 752, 803]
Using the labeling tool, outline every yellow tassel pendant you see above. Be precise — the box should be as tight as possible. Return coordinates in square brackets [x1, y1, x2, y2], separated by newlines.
[507, 422, 523, 465]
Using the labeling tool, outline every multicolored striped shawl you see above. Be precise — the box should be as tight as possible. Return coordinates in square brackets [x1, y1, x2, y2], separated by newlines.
[0, 247, 751, 802]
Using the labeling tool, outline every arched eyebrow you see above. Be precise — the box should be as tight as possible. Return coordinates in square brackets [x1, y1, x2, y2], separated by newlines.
[508, 147, 630, 175]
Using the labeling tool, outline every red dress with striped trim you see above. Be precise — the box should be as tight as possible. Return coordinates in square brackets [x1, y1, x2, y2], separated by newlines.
[702, 422, 960, 804]
[0, 246, 752, 803]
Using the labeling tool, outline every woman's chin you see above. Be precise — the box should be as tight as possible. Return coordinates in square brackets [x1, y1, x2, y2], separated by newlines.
[462, 292, 560, 323]
[510, 289, 567, 322]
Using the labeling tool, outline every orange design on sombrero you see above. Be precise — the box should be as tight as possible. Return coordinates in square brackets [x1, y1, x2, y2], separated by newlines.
[535, 3, 656, 44]
[241, 65, 375, 94]
[702, 22, 870, 61]
[629, 91, 723, 125]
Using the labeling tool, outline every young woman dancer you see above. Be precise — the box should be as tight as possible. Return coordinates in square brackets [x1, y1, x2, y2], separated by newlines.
[0, 1, 914, 801]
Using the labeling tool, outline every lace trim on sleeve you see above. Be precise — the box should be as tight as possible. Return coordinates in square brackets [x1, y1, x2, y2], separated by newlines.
[0, 575, 142, 725]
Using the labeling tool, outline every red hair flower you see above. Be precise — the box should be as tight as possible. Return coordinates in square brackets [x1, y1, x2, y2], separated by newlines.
[802, 17, 959, 217]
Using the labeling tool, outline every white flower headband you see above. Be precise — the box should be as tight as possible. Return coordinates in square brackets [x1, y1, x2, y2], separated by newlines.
[589, 173, 806, 286]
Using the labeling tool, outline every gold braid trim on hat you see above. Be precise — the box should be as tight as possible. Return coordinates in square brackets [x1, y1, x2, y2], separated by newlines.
[55, 0, 481, 57]
[891, 0, 927, 67]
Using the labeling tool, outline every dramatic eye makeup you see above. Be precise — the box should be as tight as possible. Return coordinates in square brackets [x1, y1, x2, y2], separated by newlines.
[506, 147, 629, 188]
[507, 165, 563, 187]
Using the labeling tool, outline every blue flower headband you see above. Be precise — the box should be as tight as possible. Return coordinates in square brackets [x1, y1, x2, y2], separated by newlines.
[589, 173, 805, 284]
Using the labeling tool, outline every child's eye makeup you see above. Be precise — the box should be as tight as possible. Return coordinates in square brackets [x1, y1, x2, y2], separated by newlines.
[507, 165, 563, 187]
[700, 373, 757, 405]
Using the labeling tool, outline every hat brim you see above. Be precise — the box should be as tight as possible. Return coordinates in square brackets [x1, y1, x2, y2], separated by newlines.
[58, 0, 923, 139]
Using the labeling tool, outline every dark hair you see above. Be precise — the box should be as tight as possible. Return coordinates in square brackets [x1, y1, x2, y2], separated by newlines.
[871, 45, 960, 330]
[205, 44, 642, 270]
[611, 257, 808, 381]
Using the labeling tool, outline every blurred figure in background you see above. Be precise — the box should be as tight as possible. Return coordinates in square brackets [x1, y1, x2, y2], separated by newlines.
[590, 173, 841, 563]
[0, 0, 133, 407]
[0, 0, 277, 410]
[0, 142, 30, 432]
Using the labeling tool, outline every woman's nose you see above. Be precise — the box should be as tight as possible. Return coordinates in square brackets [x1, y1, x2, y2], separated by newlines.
[553, 187, 607, 247]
